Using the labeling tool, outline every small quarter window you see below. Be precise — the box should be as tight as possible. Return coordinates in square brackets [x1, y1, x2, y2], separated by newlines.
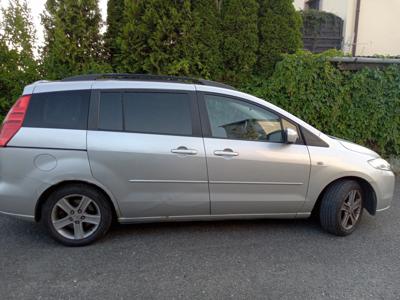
[24, 90, 90, 130]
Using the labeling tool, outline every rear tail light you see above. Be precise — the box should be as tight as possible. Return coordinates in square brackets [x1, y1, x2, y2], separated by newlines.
[0, 95, 31, 147]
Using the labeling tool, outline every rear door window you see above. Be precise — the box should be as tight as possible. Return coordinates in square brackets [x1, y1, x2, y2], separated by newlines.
[98, 91, 193, 136]
[24, 90, 90, 130]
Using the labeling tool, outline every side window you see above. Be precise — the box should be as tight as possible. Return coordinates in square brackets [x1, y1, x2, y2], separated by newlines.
[24, 90, 90, 130]
[98, 91, 193, 136]
[204, 94, 284, 143]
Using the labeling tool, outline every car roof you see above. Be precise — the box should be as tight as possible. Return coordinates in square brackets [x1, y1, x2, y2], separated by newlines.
[23, 74, 236, 95]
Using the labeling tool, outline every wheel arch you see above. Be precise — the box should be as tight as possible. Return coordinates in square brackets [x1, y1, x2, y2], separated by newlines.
[312, 176, 377, 217]
[34, 180, 120, 222]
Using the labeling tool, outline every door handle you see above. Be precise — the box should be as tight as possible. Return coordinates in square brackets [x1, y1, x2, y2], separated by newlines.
[214, 148, 239, 157]
[171, 146, 198, 155]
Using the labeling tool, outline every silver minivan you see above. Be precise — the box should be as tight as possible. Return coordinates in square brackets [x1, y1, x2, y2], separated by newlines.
[0, 74, 395, 246]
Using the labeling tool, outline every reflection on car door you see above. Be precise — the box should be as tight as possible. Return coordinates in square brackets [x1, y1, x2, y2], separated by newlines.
[200, 93, 311, 215]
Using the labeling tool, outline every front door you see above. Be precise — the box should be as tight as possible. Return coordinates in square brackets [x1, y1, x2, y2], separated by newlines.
[199, 93, 311, 215]
[88, 89, 209, 219]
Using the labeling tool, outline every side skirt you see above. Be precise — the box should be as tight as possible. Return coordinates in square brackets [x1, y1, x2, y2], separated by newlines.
[118, 212, 311, 224]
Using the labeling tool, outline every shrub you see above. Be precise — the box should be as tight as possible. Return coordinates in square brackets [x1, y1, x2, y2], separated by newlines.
[242, 50, 400, 157]
[118, 0, 210, 77]
[41, 0, 110, 79]
[220, 0, 259, 85]
[104, 0, 125, 71]
[0, 0, 39, 122]
[257, 0, 303, 76]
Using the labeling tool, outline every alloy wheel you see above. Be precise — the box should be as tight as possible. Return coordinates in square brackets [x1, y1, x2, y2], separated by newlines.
[340, 190, 362, 230]
[51, 194, 101, 240]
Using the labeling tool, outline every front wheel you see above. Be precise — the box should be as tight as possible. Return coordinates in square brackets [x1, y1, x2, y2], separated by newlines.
[319, 180, 363, 236]
[42, 184, 112, 246]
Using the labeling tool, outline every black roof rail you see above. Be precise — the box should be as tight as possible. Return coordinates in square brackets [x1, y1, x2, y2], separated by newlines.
[61, 73, 236, 90]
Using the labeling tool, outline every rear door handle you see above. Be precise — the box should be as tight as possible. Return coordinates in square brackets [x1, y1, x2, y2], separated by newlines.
[214, 149, 239, 157]
[171, 146, 198, 155]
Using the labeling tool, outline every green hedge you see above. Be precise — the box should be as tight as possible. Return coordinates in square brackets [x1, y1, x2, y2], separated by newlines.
[242, 50, 400, 157]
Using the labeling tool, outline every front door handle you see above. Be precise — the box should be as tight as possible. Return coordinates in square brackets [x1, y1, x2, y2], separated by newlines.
[214, 148, 239, 157]
[171, 146, 198, 155]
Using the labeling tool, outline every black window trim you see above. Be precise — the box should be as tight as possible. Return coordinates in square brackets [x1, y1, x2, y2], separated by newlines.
[89, 89, 202, 138]
[197, 91, 305, 145]
[300, 126, 329, 148]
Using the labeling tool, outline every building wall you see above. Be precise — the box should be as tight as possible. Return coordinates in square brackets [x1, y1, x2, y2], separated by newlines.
[356, 0, 400, 56]
[293, 0, 305, 10]
[293, 0, 400, 56]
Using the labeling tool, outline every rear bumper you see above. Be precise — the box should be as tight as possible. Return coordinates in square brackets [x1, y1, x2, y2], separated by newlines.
[0, 178, 47, 219]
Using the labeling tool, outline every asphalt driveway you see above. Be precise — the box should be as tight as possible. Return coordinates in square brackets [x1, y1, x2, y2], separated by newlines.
[0, 178, 399, 300]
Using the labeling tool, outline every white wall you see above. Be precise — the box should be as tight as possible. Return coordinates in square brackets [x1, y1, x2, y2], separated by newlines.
[293, 0, 306, 10]
[320, 0, 348, 20]
[356, 0, 400, 56]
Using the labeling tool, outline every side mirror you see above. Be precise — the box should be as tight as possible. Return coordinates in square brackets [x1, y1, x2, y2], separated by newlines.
[285, 128, 298, 144]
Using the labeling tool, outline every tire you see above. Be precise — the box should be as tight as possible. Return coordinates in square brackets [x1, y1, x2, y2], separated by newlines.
[319, 180, 364, 236]
[42, 184, 112, 246]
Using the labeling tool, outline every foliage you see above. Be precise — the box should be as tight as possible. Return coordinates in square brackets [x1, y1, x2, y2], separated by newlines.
[257, 0, 303, 76]
[220, 0, 259, 85]
[241, 50, 400, 157]
[41, 0, 111, 79]
[3, 0, 398, 159]
[118, 0, 208, 77]
[301, 9, 342, 37]
[0, 0, 39, 122]
[104, 0, 125, 71]
[191, 0, 223, 79]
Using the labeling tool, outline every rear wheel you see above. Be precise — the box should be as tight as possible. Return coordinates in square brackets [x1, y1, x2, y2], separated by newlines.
[42, 184, 112, 246]
[319, 180, 363, 236]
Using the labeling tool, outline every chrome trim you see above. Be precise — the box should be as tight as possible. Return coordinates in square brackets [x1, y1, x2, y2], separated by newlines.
[214, 150, 239, 157]
[376, 205, 391, 212]
[118, 212, 298, 223]
[209, 181, 303, 185]
[129, 179, 208, 184]
[128, 180, 302, 185]
[171, 149, 198, 155]
[0, 210, 35, 221]
[295, 212, 312, 218]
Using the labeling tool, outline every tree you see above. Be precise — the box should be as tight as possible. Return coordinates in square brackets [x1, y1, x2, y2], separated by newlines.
[0, 0, 38, 121]
[191, 0, 223, 79]
[257, 0, 303, 76]
[119, 0, 206, 76]
[220, 0, 259, 85]
[41, 0, 110, 79]
[104, 0, 125, 70]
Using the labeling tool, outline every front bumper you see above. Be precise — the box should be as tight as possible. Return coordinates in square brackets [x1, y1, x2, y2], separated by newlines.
[370, 169, 396, 212]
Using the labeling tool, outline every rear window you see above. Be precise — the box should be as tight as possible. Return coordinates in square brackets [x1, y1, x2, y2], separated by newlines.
[24, 90, 90, 130]
[98, 91, 193, 136]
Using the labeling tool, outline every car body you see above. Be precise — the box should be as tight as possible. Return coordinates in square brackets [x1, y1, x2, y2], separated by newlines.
[0, 74, 395, 246]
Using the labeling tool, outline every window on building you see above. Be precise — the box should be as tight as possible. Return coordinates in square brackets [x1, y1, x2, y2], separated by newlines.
[306, 0, 320, 10]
